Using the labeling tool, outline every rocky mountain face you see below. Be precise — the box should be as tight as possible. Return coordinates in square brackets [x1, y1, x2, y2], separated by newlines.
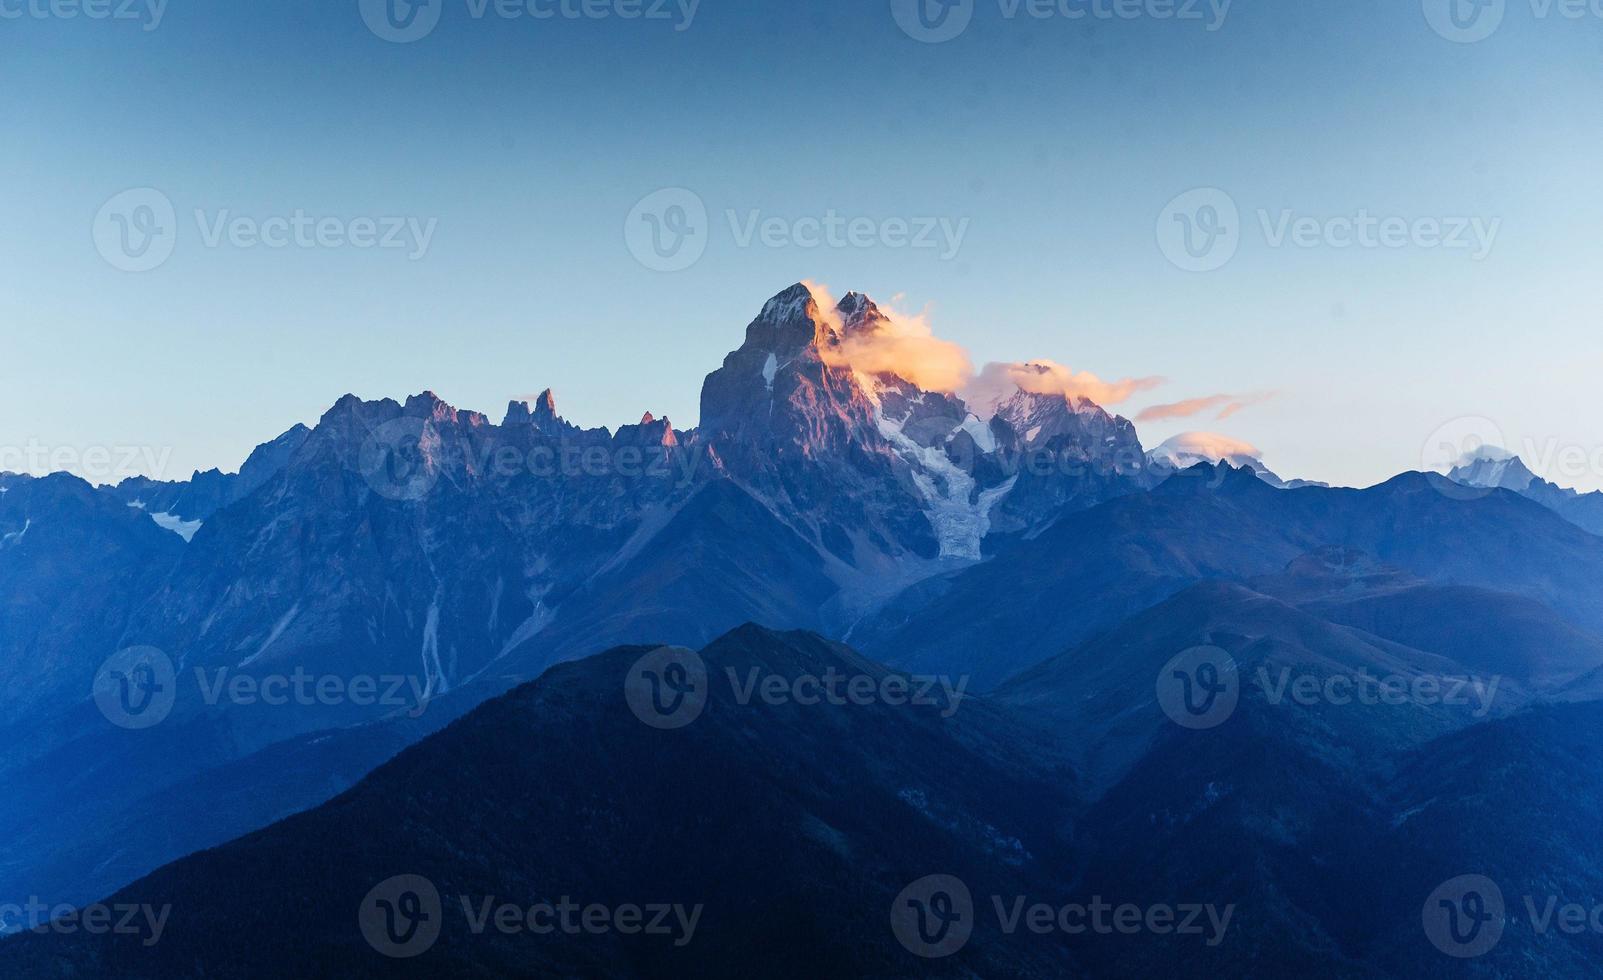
[698, 284, 1145, 570]
[112, 424, 312, 524]
[0, 473, 184, 730]
[1449, 450, 1603, 535]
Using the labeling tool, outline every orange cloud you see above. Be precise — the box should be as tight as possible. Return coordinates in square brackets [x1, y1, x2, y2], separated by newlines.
[807, 281, 973, 393]
[1151, 431, 1263, 464]
[1137, 391, 1273, 423]
[964, 360, 1164, 415]
[799, 282, 1164, 405]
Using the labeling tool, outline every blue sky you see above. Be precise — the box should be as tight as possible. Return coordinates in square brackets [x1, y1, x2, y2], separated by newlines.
[3, 0, 1601, 488]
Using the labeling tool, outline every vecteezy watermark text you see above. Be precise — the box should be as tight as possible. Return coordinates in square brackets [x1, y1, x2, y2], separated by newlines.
[94, 188, 438, 272]
[890, 0, 1232, 44]
[1157, 646, 1504, 730]
[0, 899, 170, 947]
[358, 416, 706, 501]
[1255, 667, 1500, 718]
[358, 875, 702, 958]
[890, 874, 1234, 958]
[623, 188, 971, 272]
[360, 0, 700, 43]
[1156, 188, 1500, 272]
[0, 441, 176, 483]
[93, 647, 433, 730]
[624, 646, 970, 730]
[0, 0, 166, 30]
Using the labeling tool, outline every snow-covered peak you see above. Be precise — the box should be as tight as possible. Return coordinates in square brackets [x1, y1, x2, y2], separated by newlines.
[990, 388, 1112, 444]
[1148, 432, 1262, 470]
[1448, 450, 1536, 492]
[1148, 432, 1321, 490]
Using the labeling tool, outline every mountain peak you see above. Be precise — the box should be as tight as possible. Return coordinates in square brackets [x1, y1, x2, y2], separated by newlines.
[1449, 450, 1537, 492]
[758, 282, 819, 323]
[504, 389, 560, 428]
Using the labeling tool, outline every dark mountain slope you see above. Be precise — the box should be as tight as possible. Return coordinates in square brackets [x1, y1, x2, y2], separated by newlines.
[0, 473, 183, 733]
[1361, 702, 1603, 976]
[0, 627, 1082, 978]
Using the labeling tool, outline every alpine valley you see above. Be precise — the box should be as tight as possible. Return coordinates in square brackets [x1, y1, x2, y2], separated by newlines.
[4, 284, 1603, 977]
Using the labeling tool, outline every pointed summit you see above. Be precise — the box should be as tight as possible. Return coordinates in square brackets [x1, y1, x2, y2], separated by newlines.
[505, 389, 561, 427]
[745, 283, 842, 359]
[836, 291, 887, 336]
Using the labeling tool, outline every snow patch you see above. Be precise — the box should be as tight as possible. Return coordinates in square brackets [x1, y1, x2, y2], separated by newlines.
[487, 576, 505, 633]
[958, 415, 996, 453]
[150, 512, 203, 542]
[1, 518, 31, 547]
[240, 602, 302, 668]
[762, 353, 778, 392]
[876, 409, 1011, 561]
[420, 591, 449, 698]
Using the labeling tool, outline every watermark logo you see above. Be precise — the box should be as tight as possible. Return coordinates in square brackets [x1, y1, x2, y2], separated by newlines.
[360, 0, 444, 42]
[890, 0, 975, 42]
[1423, 874, 1505, 958]
[1423, 0, 1507, 42]
[359, 875, 701, 955]
[92, 646, 178, 730]
[1158, 188, 1501, 271]
[94, 188, 177, 273]
[625, 188, 708, 272]
[94, 189, 439, 272]
[1156, 188, 1239, 273]
[361, 874, 443, 958]
[890, 875, 1234, 957]
[625, 646, 708, 729]
[358, 417, 440, 501]
[1156, 645, 1238, 730]
[891, 874, 974, 958]
[624, 188, 970, 272]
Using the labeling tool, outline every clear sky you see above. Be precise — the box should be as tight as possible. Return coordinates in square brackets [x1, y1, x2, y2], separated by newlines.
[4, 0, 1601, 489]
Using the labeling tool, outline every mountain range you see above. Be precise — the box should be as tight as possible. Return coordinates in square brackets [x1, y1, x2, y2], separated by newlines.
[4, 283, 1603, 976]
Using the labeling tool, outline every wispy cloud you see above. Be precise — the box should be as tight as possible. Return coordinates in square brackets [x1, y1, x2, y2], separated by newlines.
[1137, 391, 1274, 423]
[805, 281, 973, 392]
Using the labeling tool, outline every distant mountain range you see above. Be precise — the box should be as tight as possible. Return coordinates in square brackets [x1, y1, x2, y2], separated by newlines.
[4, 284, 1603, 976]
[1449, 448, 1603, 536]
